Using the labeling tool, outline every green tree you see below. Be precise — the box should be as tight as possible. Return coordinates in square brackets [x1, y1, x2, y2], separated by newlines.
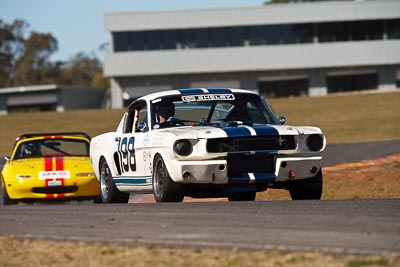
[0, 19, 28, 87]
[13, 31, 58, 85]
[1, 19, 108, 89]
[60, 52, 109, 88]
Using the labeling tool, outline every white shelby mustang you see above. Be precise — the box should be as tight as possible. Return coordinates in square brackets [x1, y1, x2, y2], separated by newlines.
[90, 88, 326, 203]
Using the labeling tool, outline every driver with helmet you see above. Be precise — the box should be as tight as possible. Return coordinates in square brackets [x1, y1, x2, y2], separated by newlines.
[154, 101, 175, 129]
[23, 142, 42, 157]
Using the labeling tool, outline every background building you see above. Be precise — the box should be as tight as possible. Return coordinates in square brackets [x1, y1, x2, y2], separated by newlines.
[0, 85, 106, 115]
[104, 0, 400, 108]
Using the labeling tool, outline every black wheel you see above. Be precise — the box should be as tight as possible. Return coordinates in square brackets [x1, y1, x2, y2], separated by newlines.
[0, 178, 18, 206]
[289, 170, 323, 200]
[99, 159, 129, 203]
[152, 155, 184, 202]
[228, 191, 257, 201]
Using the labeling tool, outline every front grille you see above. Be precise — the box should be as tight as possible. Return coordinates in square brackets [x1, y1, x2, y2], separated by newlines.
[207, 136, 296, 153]
[32, 186, 78, 194]
[227, 154, 275, 178]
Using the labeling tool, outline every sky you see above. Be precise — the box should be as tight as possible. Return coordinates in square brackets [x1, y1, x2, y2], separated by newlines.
[0, 0, 266, 62]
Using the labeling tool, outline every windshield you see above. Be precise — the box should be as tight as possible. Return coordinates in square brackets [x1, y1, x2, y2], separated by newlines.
[14, 138, 89, 159]
[152, 93, 277, 128]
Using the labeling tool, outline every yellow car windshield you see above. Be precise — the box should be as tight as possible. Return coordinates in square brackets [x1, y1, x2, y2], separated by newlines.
[13, 139, 89, 159]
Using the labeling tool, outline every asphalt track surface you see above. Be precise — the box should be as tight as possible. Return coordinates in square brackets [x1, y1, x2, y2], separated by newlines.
[323, 140, 400, 166]
[0, 141, 399, 254]
[0, 199, 399, 254]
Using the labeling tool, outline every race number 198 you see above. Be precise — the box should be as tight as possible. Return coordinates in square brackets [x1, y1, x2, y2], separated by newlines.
[117, 137, 136, 173]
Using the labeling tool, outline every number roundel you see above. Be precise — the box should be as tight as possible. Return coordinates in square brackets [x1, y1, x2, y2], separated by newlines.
[117, 137, 136, 173]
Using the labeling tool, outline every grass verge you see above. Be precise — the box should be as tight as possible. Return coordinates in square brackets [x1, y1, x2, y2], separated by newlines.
[0, 235, 398, 267]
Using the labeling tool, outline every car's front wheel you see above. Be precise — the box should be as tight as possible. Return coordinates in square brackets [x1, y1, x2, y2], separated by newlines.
[152, 155, 184, 202]
[289, 170, 323, 200]
[0, 179, 18, 206]
[99, 159, 129, 203]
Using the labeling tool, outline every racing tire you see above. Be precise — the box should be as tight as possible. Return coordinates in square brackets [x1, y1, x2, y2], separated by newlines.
[289, 169, 323, 200]
[99, 159, 129, 203]
[152, 155, 184, 202]
[228, 191, 257, 201]
[0, 179, 18, 206]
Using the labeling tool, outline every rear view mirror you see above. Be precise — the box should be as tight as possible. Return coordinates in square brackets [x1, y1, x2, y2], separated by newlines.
[278, 116, 286, 125]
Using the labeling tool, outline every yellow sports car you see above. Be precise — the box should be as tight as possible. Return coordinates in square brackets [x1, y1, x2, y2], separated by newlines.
[1, 132, 100, 205]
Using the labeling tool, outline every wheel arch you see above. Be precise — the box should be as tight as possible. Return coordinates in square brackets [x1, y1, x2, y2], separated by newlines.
[151, 151, 184, 202]
[151, 151, 177, 182]
[98, 154, 119, 179]
[152, 152, 162, 163]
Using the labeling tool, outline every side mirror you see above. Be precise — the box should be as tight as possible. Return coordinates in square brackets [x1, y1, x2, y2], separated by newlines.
[137, 122, 147, 131]
[278, 116, 286, 125]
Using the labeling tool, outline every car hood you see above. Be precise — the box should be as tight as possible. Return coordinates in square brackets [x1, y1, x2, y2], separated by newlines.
[157, 124, 323, 139]
[4, 156, 93, 179]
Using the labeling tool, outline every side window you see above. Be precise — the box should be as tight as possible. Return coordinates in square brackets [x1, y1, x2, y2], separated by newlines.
[136, 106, 148, 132]
[123, 103, 147, 133]
[123, 111, 134, 134]
[126, 104, 147, 133]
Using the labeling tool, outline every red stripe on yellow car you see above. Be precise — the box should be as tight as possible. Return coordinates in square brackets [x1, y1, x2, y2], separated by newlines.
[44, 156, 65, 198]
[44, 135, 63, 139]
[56, 157, 65, 198]
[44, 157, 53, 198]
[44, 157, 52, 172]
[56, 157, 64, 171]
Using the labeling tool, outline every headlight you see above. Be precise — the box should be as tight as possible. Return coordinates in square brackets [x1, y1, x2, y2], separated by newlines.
[16, 175, 32, 179]
[174, 140, 193, 156]
[306, 134, 324, 151]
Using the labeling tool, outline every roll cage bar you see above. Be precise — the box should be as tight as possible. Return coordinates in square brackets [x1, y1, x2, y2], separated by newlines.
[16, 132, 91, 142]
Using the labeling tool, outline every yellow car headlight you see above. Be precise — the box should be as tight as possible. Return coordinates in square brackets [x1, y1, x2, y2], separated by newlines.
[16, 175, 33, 180]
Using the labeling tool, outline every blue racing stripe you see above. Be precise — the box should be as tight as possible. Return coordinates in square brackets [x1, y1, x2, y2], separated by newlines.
[178, 88, 204, 94]
[253, 173, 276, 182]
[252, 125, 280, 136]
[114, 176, 151, 185]
[207, 88, 232, 93]
[222, 126, 252, 137]
[229, 173, 250, 183]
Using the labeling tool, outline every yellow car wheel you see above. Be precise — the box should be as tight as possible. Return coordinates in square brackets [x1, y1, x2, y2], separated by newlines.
[1, 180, 18, 206]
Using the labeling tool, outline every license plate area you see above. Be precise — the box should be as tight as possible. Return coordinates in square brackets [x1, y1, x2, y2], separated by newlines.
[227, 154, 275, 178]
[47, 180, 62, 187]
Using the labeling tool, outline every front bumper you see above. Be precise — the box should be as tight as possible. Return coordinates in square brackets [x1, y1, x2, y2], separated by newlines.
[167, 155, 323, 184]
[4, 177, 100, 200]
